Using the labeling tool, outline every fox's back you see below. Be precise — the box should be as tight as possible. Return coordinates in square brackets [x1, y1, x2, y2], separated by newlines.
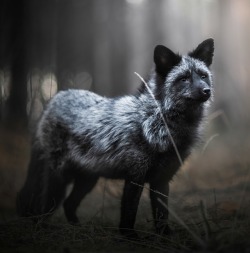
[35, 90, 150, 176]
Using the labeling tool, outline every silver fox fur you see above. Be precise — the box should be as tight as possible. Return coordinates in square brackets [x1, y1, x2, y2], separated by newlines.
[17, 38, 214, 238]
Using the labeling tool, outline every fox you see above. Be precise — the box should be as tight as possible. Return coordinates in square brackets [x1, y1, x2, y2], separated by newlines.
[17, 38, 214, 238]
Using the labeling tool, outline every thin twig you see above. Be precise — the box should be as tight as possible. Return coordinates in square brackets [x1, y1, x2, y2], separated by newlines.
[208, 109, 231, 130]
[199, 200, 211, 241]
[101, 179, 107, 224]
[202, 133, 219, 154]
[157, 198, 205, 247]
[134, 72, 183, 167]
[131, 181, 168, 198]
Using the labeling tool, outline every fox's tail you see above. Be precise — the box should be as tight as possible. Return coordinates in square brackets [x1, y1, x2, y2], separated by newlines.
[16, 142, 67, 218]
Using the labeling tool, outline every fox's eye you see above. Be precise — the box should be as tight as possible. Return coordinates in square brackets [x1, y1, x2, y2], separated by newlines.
[181, 77, 189, 82]
[179, 76, 189, 82]
[201, 74, 207, 79]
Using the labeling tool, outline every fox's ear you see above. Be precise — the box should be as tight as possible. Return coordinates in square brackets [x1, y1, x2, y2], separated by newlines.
[189, 38, 214, 67]
[154, 45, 181, 77]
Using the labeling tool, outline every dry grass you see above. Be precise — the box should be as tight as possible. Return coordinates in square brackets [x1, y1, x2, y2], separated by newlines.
[1, 113, 250, 252]
[0, 200, 250, 253]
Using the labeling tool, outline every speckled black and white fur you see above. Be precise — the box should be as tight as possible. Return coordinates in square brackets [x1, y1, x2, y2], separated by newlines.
[17, 39, 214, 238]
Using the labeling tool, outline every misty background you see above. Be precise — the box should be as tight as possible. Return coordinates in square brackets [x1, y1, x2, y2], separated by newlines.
[0, 0, 250, 221]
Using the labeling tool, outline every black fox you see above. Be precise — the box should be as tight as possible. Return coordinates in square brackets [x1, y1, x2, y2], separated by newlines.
[17, 39, 214, 237]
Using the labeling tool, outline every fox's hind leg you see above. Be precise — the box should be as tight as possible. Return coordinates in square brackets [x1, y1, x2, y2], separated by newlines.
[41, 162, 70, 217]
[63, 172, 98, 224]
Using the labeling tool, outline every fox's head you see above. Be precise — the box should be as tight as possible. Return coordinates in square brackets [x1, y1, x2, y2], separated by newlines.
[153, 39, 214, 107]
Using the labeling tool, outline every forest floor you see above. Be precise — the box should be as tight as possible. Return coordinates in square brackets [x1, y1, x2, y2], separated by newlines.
[0, 126, 250, 252]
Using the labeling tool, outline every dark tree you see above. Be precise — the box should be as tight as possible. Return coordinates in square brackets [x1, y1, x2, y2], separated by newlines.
[3, 0, 31, 128]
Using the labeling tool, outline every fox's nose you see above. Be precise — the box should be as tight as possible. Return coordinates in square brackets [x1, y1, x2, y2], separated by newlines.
[202, 88, 211, 96]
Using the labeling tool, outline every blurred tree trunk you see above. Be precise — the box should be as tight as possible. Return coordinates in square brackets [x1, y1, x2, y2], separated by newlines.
[0, 0, 11, 122]
[110, 0, 129, 96]
[56, 0, 72, 91]
[4, 0, 31, 130]
[56, 0, 94, 91]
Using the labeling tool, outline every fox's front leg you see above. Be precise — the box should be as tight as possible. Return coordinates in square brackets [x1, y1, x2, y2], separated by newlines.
[119, 176, 145, 238]
[150, 178, 171, 235]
